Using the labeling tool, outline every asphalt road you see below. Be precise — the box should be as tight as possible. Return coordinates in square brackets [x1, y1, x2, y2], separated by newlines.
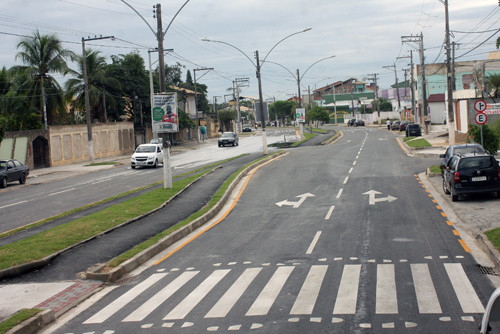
[42, 127, 495, 333]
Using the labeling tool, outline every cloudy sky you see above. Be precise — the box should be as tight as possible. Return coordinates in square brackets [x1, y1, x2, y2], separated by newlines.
[0, 0, 499, 102]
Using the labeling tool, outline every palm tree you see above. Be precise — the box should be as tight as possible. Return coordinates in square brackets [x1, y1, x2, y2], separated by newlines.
[15, 30, 74, 125]
[65, 49, 121, 123]
[487, 72, 500, 99]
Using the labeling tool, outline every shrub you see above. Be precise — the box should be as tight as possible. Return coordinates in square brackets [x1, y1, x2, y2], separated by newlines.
[468, 124, 499, 155]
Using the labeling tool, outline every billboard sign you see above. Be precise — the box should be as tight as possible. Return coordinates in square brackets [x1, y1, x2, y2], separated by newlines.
[152, 93, 178, 133]
[296, 108, 306, 123]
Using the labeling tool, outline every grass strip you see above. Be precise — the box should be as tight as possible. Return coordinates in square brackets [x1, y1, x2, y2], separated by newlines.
[292, 132, 317, 147]
[107, 152, 281, 268]
[485, 229, 500, 252]
[0, 169, 212, 270]
[0, 308, 42, 334]
[403, 137, 432, 148]
[429, 165, 441, 174]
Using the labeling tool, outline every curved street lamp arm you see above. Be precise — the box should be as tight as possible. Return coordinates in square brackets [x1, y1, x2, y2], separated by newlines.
[120, 0, 157, 37]
[201, 38, 256, 67]
[262, 27, 312, 65]
[300, 55, 336, 80]
[262, 60, 297, 80]
[164, 0, 191, 35]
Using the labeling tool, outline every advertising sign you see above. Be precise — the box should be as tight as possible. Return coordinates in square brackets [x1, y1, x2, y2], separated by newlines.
[152, 93, 178, 133]
[296, 108, 306, 123]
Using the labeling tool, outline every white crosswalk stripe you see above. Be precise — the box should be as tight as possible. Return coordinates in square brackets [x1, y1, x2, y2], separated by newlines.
[82, 262, 485, 325]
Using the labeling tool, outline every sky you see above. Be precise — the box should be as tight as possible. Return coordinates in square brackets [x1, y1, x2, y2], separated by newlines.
[0, 0, 499, 103]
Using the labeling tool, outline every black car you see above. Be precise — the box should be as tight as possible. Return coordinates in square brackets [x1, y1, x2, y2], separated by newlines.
[347, 119, 356, 127]
[354, 119, 365, 126]
[218, 132, 239, 147]
[391, 121, 401, 130]
[0, 159, 30, 188]
[399, 121, 409, 131]
[442, 153, 500, 201]
[406, 123, 422, 137]
[439, 144, 485, 172]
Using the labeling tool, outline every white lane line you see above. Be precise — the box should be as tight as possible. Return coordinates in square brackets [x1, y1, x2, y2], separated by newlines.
[353, 161, 357, 166]
[290, 265, 328, 315]
[336, 189, 343, 199]
[205, 267, 262, 318]
[123, 271, 199, 322]
[325, 206, 335, 220]
[0, 200, 27, 209]
[343, 177, 349, 185]
[84, 273, 166, 324]
[306, 231, 322, 255]
[333, 264, 361, 314]
[444, 263, 485, 313]
[48, 188, 76, 196]
[246, 266, 294, 316]
[164, 269, 230, 320]
[91, 178, 112, 185]
[348, 167, 353, 174]
[376, 264, 398, 314]
[411, 264, 442, 314]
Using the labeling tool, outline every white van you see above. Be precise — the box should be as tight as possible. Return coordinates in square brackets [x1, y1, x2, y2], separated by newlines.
[130, 144, 163, 168]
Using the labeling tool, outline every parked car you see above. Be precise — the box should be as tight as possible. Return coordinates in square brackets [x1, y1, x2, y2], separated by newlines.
[0, 159, 29, 188]
[242, 124, 252, 132]
[218, 132, 239, 147]
[347, 119, 356, 127]
[391, 121, 401, 130]
[406, 123, 422, 137]
[354, 119, 365, 127]
[399, 121, 409, 131]
[442, 152, 500, 201]
[439, 144, 485, 172]
[130, 144, 163, 169]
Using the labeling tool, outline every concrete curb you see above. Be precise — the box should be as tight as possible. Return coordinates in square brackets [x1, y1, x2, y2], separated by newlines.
[5, 309, 55, 334]
[0, 166, 220, 280]
[86, 151, 287, 282]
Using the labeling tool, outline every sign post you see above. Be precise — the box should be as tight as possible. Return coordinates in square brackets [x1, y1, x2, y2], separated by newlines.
[474, 100, 487, 147]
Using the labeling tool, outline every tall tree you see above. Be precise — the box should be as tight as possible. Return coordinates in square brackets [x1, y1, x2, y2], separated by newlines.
[487, 72, 500, 99]
[15, 30, 74, 125]
[269, 100, 296, 125]
[65, 49, 121, 123]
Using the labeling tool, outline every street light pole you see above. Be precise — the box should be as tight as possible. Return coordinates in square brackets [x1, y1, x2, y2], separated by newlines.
[82, 35, 114, 164]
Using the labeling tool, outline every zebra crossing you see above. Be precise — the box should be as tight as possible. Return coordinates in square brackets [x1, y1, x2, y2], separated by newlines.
[81, 260, 485, 330]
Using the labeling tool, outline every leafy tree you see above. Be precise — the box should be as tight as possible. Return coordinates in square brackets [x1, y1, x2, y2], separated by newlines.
[468, 124, 499, 155]
[178, 109, 195, 130]
[376, 97, 392, 111]
[269, 100, 296, 125]
[185, 70, 193, 87]
[15, 30, 74, 126]
[218, 109, 236, 132]
[65, 49, 121, 123]
[306, 106, 330, 127]
[487, 72, 500, 98]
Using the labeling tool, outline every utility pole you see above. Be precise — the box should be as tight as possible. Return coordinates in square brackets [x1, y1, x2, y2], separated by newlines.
[397, 51, 416, 121]
[383, 64, 401, 111]
[255, 50, 268, 154]
[154, 4, 166, 93]
[402, 34, 428, 133]
[366, 73, 380, 126]
[442, 0, 455, 145]
[233, 77, 249, 133]
[193, 67, 214, 142]
[297, 69, 302, 108]
[350, 78, 355, 118]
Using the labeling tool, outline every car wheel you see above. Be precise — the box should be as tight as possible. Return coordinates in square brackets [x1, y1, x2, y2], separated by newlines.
[153, 159, 158, 168]
[19, 173, 26, 185]
[442, 178, 450, 195]
[452, 193, 458, 202]
[232, 142, 235, 146]
[0, 177, 6, 188]
[131, 165, 136, 169]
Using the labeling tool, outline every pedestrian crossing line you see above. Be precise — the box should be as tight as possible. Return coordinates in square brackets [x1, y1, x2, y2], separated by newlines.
[333, 264, 361, 314]
[246, 266, 295, 316]
[376, 264, 398, 314]
[444, 263, 485, 313]
[411, 264, 442, 314]
[83, 273, 166, 324]
[122, 271, 199, 322]
[205, 267, 262, 318]
[163, 269, 230, 320]
[290, 265, 328, 315]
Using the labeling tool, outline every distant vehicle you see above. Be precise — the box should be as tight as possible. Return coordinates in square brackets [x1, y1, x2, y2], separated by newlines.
[399, 121, 409, 131]
[150, 138, 163, 145]
[0, 159, 29, 188]
[354, 119, 365, 127]
[391, 121, 401, 130]
[347, 119, 356, 127]
[441, 152, 500, 201]
[439, 144, 486, 172]
[131, 144, 163, 169]
[242, 124, 252, 132]
[406, 124, 422, 137]
[218, 132, 239, 147]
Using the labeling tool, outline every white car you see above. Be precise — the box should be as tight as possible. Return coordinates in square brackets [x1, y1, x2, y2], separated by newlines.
[131, 144, 163, 169]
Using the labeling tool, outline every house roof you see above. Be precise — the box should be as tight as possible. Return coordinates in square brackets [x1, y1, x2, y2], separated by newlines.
[169, 85, 197, 95]
[427, 93, 445, 103]
[453, 89, 478, 100]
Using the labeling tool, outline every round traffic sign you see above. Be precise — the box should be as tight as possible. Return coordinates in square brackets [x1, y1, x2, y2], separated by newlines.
[475, 112, 487, 125]
[474, 99, 487, 113]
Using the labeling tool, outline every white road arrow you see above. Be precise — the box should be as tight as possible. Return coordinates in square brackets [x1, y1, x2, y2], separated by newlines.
[363, 190, 398, 205]
[276, 193, 315, 208]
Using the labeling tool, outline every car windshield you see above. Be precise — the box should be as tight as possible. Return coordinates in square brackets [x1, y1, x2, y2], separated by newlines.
[454, 146, 484, 155]
[458, 157, 494, 169]
[136, 146, 156, 153]
[221, 133, 233, 138]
